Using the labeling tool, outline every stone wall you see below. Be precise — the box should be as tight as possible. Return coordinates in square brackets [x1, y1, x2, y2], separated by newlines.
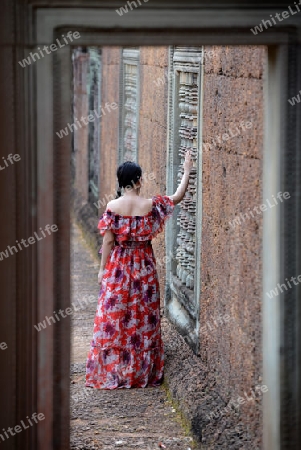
[98, 47, 121, 210]
[137, 46, 169, 306]
[201, 44, 265, 445]
[72, 47, 121, 253]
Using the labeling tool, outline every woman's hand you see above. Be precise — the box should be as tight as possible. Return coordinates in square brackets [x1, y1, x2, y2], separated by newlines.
[98, 269, 104, 285]
[183, 149, 193, 174]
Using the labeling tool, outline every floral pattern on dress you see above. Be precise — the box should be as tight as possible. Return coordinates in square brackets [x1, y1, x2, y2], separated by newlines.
[85, 195, 175, 389]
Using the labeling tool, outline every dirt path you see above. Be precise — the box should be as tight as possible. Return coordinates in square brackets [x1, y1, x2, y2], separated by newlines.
[70, 222, 197, 450]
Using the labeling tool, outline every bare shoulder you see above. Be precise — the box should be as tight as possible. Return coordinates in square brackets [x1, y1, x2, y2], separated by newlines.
[139, 197, 153, 211]
[107, 196, 153, 215]
[106, 199, 118, 209]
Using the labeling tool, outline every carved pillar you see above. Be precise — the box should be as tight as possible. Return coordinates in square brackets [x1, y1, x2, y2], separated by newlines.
[87, 48, 101, 207]
[119, 48, 140, 163]
[165, 46, 203, 354]
[72, 48, 90, 202]
[175, 68, 199, 290]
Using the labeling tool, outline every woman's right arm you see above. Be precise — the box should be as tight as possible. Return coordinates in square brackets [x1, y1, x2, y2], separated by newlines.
[168, 150, 193, 206]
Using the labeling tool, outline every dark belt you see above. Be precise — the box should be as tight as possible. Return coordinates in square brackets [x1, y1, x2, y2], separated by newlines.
[115, 240, 152, 248]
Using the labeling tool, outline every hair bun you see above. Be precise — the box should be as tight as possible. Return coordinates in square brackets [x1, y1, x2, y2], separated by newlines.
[116, 161, 142, 190]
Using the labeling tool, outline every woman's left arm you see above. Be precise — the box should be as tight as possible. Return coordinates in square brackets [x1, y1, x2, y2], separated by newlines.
[98, 230, 115, 284]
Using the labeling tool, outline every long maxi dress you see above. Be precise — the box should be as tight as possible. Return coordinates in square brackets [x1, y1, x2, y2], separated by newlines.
[85, 194, 175, 389]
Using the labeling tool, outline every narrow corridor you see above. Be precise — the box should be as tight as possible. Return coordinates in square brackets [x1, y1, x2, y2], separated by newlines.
[70, 221, 196, 450]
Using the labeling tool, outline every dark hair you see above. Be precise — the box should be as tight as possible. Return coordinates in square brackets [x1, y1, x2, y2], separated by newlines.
[115, 161, 142, 199]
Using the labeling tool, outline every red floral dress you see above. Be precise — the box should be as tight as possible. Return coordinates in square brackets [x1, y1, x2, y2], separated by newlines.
[85, 194, 175, 389]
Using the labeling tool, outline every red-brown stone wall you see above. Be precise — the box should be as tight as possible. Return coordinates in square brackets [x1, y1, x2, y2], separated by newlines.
[99, 47, 121, 213]
[200, 45, 266, 445]
[138, 46, 169, 307]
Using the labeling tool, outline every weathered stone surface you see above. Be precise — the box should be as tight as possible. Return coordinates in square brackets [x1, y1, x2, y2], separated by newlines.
[72, 186, 101, 255]
[138, 46, 169, 306]
[197, 44, 266, 447]
[73, 49, 90, 202]
[99, 46, 121, 213]
[140, 46, 168, 67]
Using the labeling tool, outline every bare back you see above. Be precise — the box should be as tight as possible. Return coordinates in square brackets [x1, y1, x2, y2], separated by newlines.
[107, 196, 153, 217]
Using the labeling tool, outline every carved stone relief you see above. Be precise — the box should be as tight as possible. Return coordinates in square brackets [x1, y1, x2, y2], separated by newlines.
[165, 46, 203, 353]
[87, 48, 101, 206]
[119, 48, 140, 163]
[173, 48, 202, 292]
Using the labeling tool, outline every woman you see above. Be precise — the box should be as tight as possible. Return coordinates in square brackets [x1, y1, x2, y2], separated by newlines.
[85, 149, 193, 389]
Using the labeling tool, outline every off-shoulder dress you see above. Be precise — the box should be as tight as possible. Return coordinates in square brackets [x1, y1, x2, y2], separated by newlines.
[85, 194, 175, 389]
